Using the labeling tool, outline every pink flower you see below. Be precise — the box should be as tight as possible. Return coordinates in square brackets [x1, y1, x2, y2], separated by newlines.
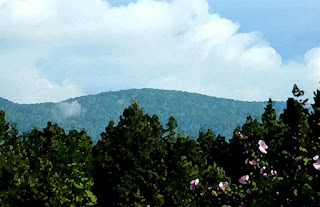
[313, 160, 320, 170]
[239, 175, 249, 184]
[237, 132, 244, 139]
[313, 155, 320, 170]
[190, 178, 199, 190]
[219, 181, 229, 190]
[258, 140, 268, 154]
[271, 170, 277, 176]
[249, 160, 257, 165]
[260, 166, 266, 174]
[296, 165, 301, 172]
[245, 158, 249, 165]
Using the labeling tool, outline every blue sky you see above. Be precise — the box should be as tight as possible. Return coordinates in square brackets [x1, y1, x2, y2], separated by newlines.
[211, 0, 320, 61]
[0, 0, 319, 103]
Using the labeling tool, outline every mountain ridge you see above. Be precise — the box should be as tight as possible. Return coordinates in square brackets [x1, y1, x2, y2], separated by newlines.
[4, 88, 284, 105]
[0, 88, 287, 141]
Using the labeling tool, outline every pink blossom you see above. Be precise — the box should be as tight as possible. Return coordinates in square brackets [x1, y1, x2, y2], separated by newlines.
[249, 160, 257, 165]
[313, 160, 320, 170]
[296, 165, 301, 172]
[190, 185, 195, 191]
[237, 132, 244, 139]
[239, 175, 249, 184]
[190, 178, 199, 190]
[219, 181, 229, 190]
[271, 170, 277, 176]
[260, 166, 266, 174]
[258, 140, 268, 154]
[245, 158, 249, 165]
[313, 155, 320, 170]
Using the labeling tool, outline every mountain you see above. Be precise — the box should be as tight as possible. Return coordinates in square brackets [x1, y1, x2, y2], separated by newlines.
[0, 88, 287, 142]
[0, 97, 12, 104]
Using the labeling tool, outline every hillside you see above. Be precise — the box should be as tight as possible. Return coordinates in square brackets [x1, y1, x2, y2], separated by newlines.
[0, 88, 287, 141]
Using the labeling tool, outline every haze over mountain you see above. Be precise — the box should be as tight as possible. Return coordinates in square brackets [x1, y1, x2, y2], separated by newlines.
[0, 89, 288, 142]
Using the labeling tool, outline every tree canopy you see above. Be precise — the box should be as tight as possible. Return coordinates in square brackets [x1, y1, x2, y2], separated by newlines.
[0, 85, 320, 206]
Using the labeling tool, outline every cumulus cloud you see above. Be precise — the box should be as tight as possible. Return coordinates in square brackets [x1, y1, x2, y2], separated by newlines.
[0, 0, 319, 103]
[0, 48, 83, 103]
[56, 100, 83, 118]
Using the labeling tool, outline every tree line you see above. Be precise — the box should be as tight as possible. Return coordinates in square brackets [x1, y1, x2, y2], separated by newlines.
[0, 85, 320, 206]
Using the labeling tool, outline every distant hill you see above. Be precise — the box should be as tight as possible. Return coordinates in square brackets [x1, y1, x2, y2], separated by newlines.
[0, 88, 287, 142]
[0, 97, 12, 104]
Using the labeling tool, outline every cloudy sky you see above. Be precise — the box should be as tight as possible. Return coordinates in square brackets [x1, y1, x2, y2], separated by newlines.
[0, 0, 319, 104]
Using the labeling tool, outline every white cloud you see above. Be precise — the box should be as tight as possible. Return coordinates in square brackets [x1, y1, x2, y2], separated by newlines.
[56, 100, 83, 118]
[0, 48, 83, 103]
[305, 47, 320, 81]
[0, 0, 319, 104]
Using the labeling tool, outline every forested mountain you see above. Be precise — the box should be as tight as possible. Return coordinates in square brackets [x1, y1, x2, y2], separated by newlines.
[1, 85, 320, 206]
[0, 88, 287, 141]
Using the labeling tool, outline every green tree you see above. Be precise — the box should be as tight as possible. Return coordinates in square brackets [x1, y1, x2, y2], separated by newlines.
[0, 111, 28, 206]
[93, 101, 167, 206]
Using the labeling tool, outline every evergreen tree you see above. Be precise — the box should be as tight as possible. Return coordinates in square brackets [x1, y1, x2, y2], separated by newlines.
[93, 101, 167, 206]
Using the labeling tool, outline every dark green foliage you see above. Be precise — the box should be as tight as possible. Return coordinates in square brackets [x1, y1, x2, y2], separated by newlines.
[92, 101, 230, 206]
[309, 89, 320, 138]
[0, 111, 26, 206]
[223, 85, 320, 206]
[0, 112, 96, 206]
[261, 98, 277, 125]
[1, 85, 320, 206]
[93, 101, 166, 206]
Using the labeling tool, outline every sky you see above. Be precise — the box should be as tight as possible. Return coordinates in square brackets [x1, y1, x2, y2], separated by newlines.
[0, 0, 320, 104]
